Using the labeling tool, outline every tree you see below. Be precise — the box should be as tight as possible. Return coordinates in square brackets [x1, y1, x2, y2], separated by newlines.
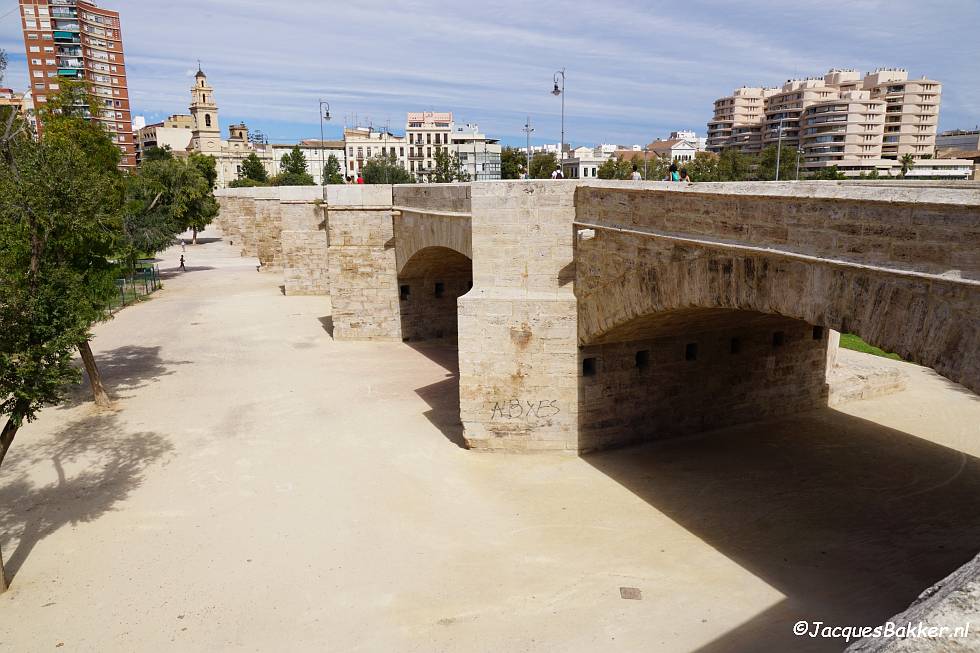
[323, 154, 344, 184]
[0, 85, 128, 589]
[500, 146, 526, 180]
[431, 148, 470, 183]
[141, 145, 173, 163]
[597, 155, 631, 179]
[756, 144, 799, 181]
[900, 153, 916, 177]
[239, 152, 268, 183]
[685, 151, 719, 182]
[809, 165, 845, 180]
[528, 152, 558, 179]
[361, 152, 414, 184]
[716, 148, 752, 181]
[273, 146, 314, 186]
[124, 156, 214, 255]
[185, 154, 219, 243]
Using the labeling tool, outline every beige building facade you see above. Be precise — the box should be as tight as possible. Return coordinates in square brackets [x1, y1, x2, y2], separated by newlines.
[406, 111, 453, 180]
[343, 127, 408, 179]
[135, 113, 194, 163]
[707, 68, 962, 178]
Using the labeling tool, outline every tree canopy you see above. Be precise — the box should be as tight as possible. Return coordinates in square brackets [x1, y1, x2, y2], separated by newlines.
[239, 152, 268, 183]
[323, 154, 344, 184]
[274, 146, 315, 186]
[528, 152, 558, 179]
[500, 146, 525, 179]
[431, 148, 470, 183]
[362, 152, 414, 184]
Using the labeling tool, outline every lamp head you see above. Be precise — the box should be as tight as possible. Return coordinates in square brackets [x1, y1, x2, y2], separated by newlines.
[552, 82, 561, 96]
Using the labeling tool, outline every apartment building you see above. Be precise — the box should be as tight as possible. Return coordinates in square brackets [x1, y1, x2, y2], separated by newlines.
[706, 86, 776, 153]
[707, 68, 962, 177]
[450, 123, 501, 181]
[800, 91, 886, 173]
[343, 127, 408, 178]
[135, 113, 194, 163]
[864, 69, 941, 160]
[762, 78, 840, 149]
[405, 111, 453, 180]
[18, 0, 135, 168]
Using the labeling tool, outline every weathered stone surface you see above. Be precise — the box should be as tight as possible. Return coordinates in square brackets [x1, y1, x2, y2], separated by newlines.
[845, 553, 980, 652]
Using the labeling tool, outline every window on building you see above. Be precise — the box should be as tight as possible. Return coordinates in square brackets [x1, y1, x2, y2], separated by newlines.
[205, 114, 212, 127]
[427, 147, 431, 157]
[399, 147, 404, 156]
[426, 133, 431, 144]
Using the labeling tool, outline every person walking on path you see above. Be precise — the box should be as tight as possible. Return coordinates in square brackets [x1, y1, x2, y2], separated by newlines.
[180, 239, 186, 252]
[179, 255, 186, 272]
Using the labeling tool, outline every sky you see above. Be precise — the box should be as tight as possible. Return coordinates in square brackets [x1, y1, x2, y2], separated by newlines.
[1, 0, 978, 147]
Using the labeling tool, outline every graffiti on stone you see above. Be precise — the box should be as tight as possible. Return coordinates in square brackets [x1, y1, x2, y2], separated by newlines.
[490, 399, 560, 421]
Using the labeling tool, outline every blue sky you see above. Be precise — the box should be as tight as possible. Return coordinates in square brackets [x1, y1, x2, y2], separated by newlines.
[1, 0, 978, 147]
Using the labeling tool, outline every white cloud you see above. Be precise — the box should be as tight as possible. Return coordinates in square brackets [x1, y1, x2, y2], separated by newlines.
[1, 0, 977, 145]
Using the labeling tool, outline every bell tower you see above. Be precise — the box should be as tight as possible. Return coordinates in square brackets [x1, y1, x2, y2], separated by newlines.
[189, 65, 221, 153]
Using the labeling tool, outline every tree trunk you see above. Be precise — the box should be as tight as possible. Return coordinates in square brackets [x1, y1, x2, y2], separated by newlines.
[78, 340, 111, 408]
[192, 228, 198, 245]
[0, 543, 7, 592]
[0, 408, 24, 592]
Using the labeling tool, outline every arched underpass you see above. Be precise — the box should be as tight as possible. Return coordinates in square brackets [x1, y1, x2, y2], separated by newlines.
[397, 246, 473, 448]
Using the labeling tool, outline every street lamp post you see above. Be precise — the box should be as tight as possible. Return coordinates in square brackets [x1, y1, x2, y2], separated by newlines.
[552, 69, 565, 176]
[522, 116, 534, 177]
[318, 99, 331, 185]
[796, 147, 804, 181]
[773, 116, 800, 182]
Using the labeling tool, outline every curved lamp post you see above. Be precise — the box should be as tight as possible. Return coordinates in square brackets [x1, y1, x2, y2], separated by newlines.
[552, 69, 565, 174]
[318, 99, 331, 184]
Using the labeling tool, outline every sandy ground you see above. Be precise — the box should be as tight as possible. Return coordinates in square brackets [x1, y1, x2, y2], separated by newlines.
[1, 228, 978, 653]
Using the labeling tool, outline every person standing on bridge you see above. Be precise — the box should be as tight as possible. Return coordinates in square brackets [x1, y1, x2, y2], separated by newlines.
[631, 164, 642, 181]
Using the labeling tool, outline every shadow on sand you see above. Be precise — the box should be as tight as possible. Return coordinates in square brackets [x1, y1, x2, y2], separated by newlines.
[64, 345, 191, 409]
[584, 408, 980, 652]
[407, 342, 466, 449]
[0, 413, 172, 587]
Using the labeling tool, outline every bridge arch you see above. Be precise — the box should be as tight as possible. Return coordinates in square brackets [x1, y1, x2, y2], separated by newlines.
[397, 246, 472, 342]
[578, 235, 979, 393]
[575, 231, 979, 451]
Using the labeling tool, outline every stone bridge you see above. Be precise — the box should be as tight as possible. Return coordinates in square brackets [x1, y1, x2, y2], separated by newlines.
[215, 181, 980, 453]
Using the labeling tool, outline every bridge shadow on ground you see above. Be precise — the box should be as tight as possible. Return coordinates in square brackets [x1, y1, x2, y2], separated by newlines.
[584, 409, 980, 652]
[0, 413, 172, 586]
[159, 265, 216, 279]
[407, 342, 466, 449]
[62, 345, 191, 409]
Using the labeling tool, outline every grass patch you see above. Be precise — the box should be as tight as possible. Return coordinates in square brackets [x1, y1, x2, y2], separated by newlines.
[839, 333, 903, 361]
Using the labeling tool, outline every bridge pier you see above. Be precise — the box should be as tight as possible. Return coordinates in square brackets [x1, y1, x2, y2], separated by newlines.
[280, 187, 329, 295]
[325, 185, 402, 341]
[459, 182, 580, 452]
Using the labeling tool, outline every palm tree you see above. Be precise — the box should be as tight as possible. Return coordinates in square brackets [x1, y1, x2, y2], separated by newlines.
[899, 153, 916, 178]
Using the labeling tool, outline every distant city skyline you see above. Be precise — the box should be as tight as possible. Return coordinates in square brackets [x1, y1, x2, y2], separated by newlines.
[1, 0, 977, 147]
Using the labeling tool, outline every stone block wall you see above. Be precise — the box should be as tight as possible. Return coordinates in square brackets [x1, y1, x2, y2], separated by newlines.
[254, 197, 283, 270]
[458, 181, 581, 452]
[578, 316, 829, 452]
[280, 186, 328, 296]
[575, 182, 980, 279]
[326, 185, 401, 340]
